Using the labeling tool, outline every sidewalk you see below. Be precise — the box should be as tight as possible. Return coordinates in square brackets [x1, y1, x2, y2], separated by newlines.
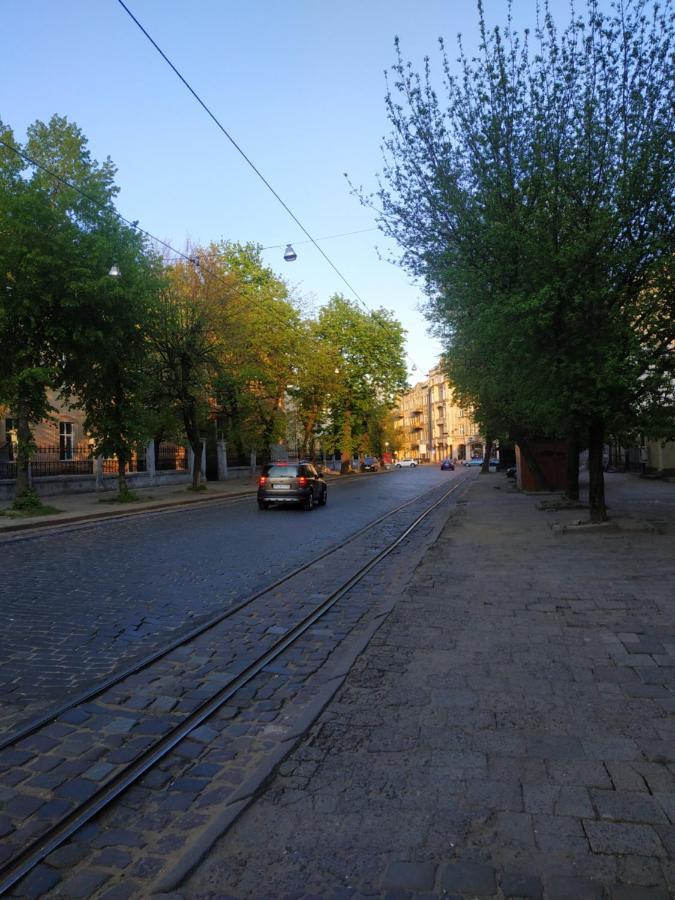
[0, 467, 357, 535]
[185, 472, 675, 899]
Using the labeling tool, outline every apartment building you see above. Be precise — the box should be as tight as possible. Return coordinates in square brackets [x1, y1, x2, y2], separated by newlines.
[394, 367, 484, 462]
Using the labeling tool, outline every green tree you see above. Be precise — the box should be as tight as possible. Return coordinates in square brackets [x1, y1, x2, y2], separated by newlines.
[62, 221, 164, 496]
[316, 295, 407, 473]
[368, 0, 674, 521]
[149, 262, 222, 490]
[0, 116, 120, 498]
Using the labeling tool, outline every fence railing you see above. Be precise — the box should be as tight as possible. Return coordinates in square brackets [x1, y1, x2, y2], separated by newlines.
[156, 444, 188, 471]
[0, 443, 188, 480]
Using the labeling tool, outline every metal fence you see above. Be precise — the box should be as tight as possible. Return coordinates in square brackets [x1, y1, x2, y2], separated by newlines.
[156, 444, 188, 471]
[31, 446, 94, 477]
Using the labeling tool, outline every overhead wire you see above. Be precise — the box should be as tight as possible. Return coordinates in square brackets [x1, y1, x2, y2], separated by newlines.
[0, 137, 309, 340]
[261, 227, 379, 251]
[114, 0, 419, 369]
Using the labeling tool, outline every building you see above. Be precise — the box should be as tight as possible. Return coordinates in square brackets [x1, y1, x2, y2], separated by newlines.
[394, 367, 483, 462]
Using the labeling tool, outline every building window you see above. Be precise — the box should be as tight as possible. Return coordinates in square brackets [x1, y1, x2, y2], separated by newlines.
[59, 422, 74, 461]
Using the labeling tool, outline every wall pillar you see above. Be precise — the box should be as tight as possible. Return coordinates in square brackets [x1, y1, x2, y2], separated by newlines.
[216, 440, 228, 480]
[94, 455, 104, 491]
[146, 440, 156, 485]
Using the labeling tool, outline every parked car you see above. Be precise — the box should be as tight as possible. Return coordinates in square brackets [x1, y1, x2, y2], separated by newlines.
[360, 456, 379, 472]
[395, 459, 418, 468]
[463, 458, 484, 467]
[440, 459, 455, 470]
[257, 462, 327, 511]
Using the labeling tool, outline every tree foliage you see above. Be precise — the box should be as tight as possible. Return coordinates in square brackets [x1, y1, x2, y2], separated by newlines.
[367, 0, 674, 519]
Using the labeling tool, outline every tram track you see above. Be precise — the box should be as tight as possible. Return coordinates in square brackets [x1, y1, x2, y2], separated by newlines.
[2, 476, 462, 751]
[0, 475, 472, 896]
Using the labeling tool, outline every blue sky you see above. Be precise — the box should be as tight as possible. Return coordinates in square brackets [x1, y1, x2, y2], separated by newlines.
[3, 0, 581, 378]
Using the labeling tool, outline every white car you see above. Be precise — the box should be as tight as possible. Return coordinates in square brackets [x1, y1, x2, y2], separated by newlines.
[395, 459, 418, 468]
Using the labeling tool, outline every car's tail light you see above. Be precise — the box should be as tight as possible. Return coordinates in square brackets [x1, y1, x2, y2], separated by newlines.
[258, 476, 267, 486]
[296, 476, 308, 486]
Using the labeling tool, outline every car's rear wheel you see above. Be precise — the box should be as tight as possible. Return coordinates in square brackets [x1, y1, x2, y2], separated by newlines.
[304, 492, 314, 511]
[318, 487, 327, 506]
[258, 500, 269, 510]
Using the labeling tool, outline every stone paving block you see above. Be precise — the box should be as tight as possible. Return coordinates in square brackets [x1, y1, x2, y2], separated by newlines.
[83, 761, 117, 781]
[440, 860, 496, 894]
[501, 871, 542, 898]
[14, 863, 61, 899]
[92, 847, 132, 868]
[462, 778, 523, 812]
[605, 762, 648, 792]
[58, 868, 110, 898]
[545, 874, 604, 899]
[610, 887, 670, 900]
[382, 861, 436, 891]
[91, 827, 146, 849]
[552, 784, 594, 818]
[526, 735, 585, 760]
[56, 777, 98, 803]
[591, 789, 669, 824]
[4, 793, 43, 817]
[584, 820, 666, 857]
[546, 760, 612, 787]
[582, 737, 640, 761]
[523, 783, 559, 814]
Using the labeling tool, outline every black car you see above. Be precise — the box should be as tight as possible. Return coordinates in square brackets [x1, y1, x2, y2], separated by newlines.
[440, 459, 455, 470]
[257, 462, 327, 511]
[360, 456, 379, 472]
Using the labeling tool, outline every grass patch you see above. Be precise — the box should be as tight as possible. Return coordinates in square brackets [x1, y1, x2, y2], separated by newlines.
[0, 489, 62, 518]
[98, 489, 141, 504]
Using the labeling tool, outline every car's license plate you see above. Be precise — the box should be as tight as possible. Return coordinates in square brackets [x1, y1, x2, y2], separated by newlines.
[272, 483, 289, 489]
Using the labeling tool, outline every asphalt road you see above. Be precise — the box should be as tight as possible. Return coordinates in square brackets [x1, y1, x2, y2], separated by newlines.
[0, 466, 466, 731]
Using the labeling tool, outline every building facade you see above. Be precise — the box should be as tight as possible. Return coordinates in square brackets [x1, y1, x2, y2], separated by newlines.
[394, 367, 484, 463]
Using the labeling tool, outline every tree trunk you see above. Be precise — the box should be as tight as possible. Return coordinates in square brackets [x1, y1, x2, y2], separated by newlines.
[564, 431, 580, 502]
[588, 422, 607, 522]
[340, 410, 353, 475]
[117, 450, 129, 495]
[14, 395, 33, 498]
[481, 437, 493, 474]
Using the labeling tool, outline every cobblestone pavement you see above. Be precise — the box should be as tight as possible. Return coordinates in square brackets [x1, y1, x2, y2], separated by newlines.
[0, 468, 452, 736]
[178, 473, 675, 899]
[1, 478, 466, 899]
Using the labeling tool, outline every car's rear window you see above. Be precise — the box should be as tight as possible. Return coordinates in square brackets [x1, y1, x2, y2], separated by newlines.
[264, 465, 300, 478]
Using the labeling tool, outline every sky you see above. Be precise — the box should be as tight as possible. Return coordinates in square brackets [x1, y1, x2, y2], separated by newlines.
[2, 0, 581, 379]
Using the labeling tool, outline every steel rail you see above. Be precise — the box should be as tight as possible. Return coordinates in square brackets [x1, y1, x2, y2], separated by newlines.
[0, 477, 470, 896]
[0, 476, 468, 751]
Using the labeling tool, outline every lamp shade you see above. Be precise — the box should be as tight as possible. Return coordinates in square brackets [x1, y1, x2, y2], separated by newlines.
[108, 263, 121, 277]
[283, 244, 297, 262]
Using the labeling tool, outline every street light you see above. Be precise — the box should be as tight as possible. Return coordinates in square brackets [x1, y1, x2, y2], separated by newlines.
[283, 244, 297, 262]
[108, 263, 121, 278]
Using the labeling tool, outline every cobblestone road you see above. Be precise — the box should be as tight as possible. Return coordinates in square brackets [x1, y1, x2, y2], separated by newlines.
[1, 472, 463, 899]
[0, 469, 457, 734]
[181, 473, 675, 899]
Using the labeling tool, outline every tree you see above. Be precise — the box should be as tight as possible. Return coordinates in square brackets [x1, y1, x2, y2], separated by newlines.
[367, 0, 674, 521]
[0, 115, 120, 498]
[149, 262, 222, 490]
[62, 221, 164, 496]
[316, 295, 407, 473]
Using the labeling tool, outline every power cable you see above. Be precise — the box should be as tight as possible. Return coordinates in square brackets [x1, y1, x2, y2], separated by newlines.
[114, 0, 415, 361]
[0, 137, 308, 340]
[261, 227, 379, 251]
